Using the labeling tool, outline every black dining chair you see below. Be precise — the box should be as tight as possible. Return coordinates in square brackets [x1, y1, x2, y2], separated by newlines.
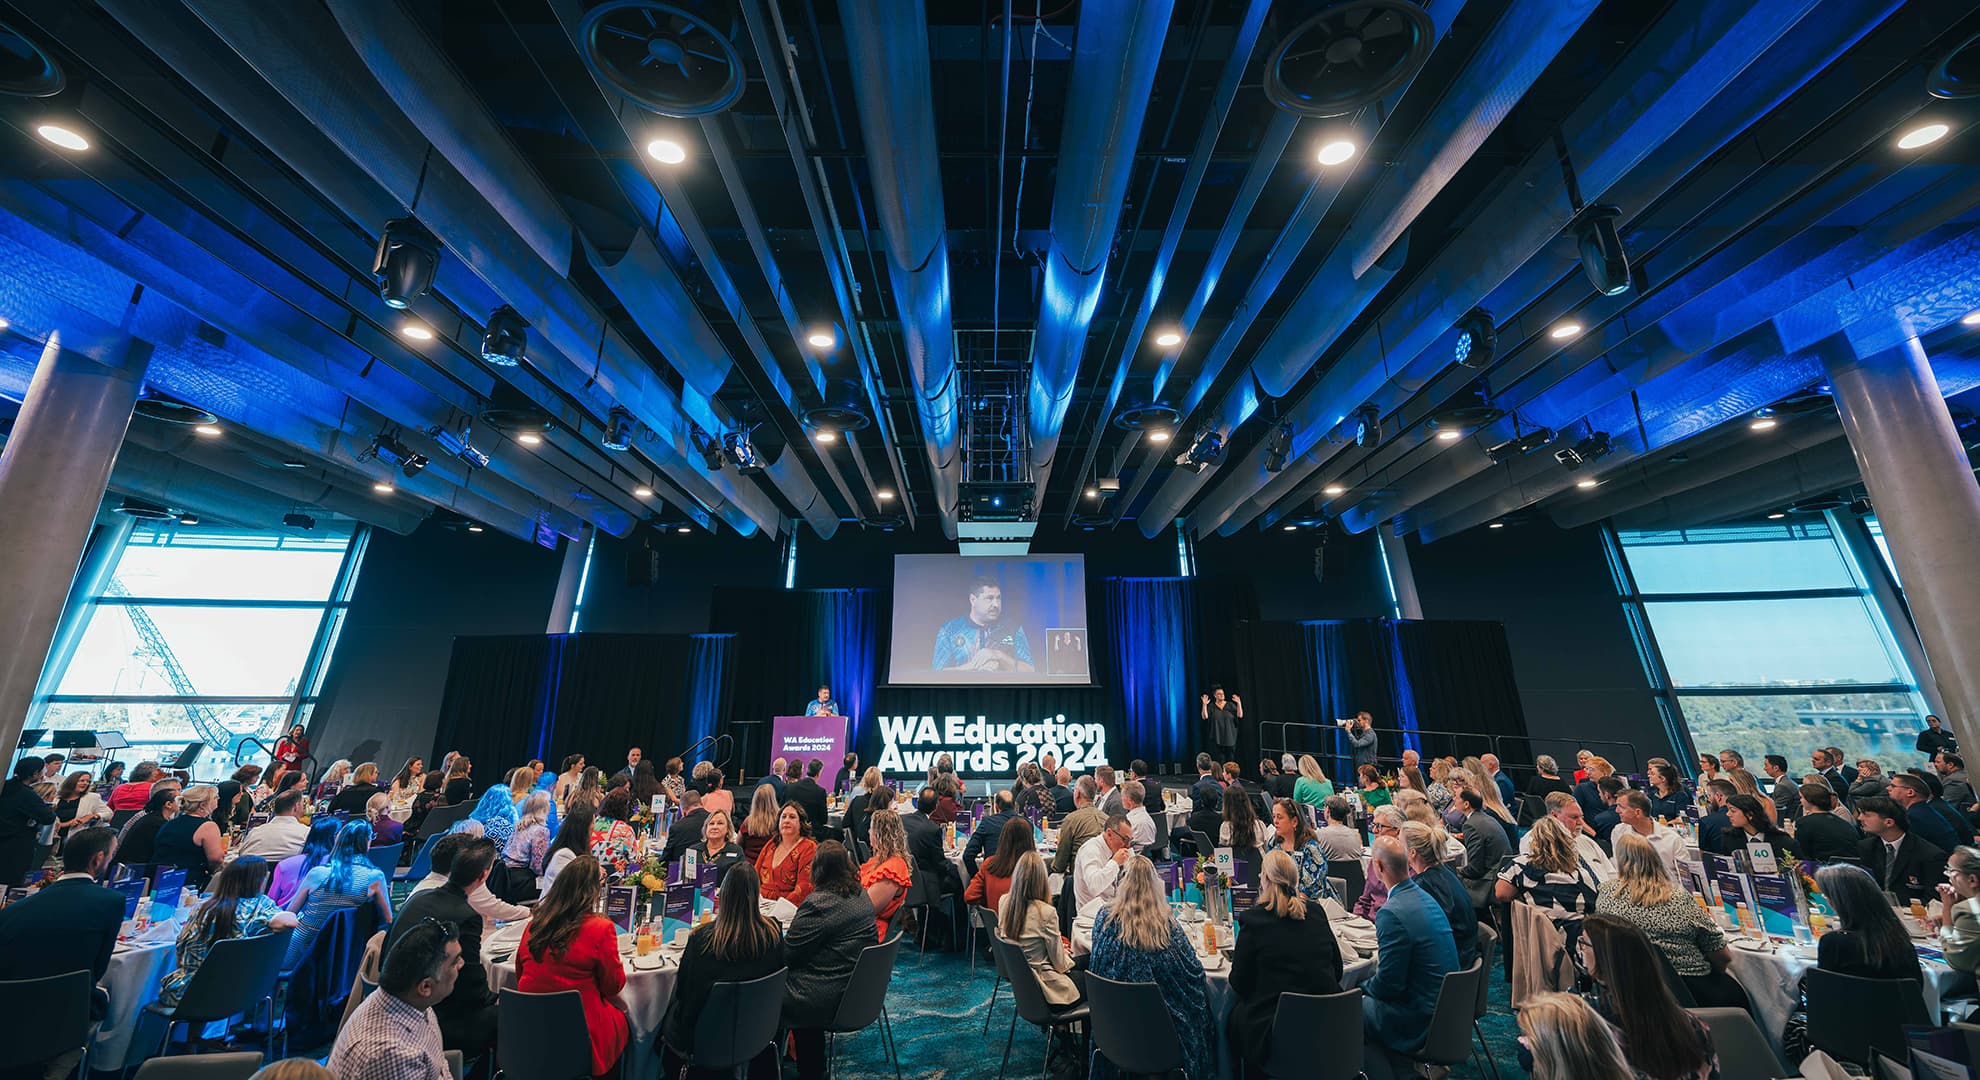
[1264, 988, 1364, 1079]
[497, 988, 599, 1080]
[0, 970, 93, 1077]
[990, 933, 1090, 1079]
[1409, 959, 1486, 1078]
[826, 933, 907, 1080]
[142, 930, 293, 1062]
[1689, 1006, 1788, 1080]
[1805, 967, 1932, 1066]
[1472, 923, 1501, 1079]
[132, 1050, 266, 1079]
[1084, 972, 1184, 1077]
[686, 969, 788, 1078]
[416, 801, 473, 836]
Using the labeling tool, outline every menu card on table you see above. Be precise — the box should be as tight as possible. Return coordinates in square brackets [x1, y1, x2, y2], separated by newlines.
[1705, 854, 1757, 927]
[604, 885, 639, 933]
[112, 878, 148, 919]
[663, 882, 695, 925]
[151, 867, 188, 913]
[1749, 872, 1800, 936]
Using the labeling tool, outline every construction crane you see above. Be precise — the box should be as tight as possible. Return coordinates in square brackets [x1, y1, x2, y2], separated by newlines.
[104, 580, 286, 747]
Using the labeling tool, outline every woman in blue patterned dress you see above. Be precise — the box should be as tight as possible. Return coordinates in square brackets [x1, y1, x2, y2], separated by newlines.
[469, 784, 518, 850]
[160, 856, 299, 1007]
[1269, 797, 1335, 903]
[1086, 855, 1212, 1078]
[282, 819, 392, 970]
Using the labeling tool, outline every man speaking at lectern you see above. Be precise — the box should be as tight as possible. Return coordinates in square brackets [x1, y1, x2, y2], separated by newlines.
[932, 578, 1034, 673]
[805, 685, 838, 717]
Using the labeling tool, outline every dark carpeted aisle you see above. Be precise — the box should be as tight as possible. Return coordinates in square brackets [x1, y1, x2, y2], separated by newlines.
[827, 933, 1528, 1079]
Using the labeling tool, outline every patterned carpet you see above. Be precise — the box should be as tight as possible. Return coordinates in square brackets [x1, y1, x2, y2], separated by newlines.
[828, 927, 1529, 1079]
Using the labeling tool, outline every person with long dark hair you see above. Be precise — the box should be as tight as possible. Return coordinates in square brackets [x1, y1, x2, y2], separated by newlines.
[516, 855, 629, 1076]
[271, 818, 339, 909]
[783, 841, 877, 1080]
[160, 856, 300, 1008]
[965, 815, 1035, 918]
[756, 803, 817, 905]
[283, 819, 393, 970]
[1724, 793, 1798, 860]
[1578, 914, 1718, 1079]
[539, 803, 595, 894]
[388, 757, 425, 813]
[660, 863, 785, 1077]
[1780, 863, 1925, 1059]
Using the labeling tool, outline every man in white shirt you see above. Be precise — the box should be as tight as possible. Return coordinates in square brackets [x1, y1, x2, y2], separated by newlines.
[1315, 796, 1366, 864]
[1073, 813, 1135, 912]
[1120, 780, 1156, 851]
[1520, 791, 1616, 880]
[409, 833, 531, 923]
[233, 789, 311, 861]
[328, 919, 458, 1080]
[1608, 790, 1685, 883]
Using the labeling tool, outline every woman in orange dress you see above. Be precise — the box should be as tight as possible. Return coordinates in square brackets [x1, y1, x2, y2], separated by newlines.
[755, 803, 817, 906]
[515, 855, 629, 1077]
[858, 808, 913, 941]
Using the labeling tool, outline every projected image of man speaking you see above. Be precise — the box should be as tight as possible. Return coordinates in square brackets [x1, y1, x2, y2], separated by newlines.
[932, 577, 1034, 672]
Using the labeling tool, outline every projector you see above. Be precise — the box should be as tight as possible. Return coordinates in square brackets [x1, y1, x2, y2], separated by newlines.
[958, 520, 1038, 557]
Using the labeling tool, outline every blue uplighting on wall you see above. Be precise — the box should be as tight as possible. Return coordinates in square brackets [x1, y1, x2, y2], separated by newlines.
[567, 531, 597, 633]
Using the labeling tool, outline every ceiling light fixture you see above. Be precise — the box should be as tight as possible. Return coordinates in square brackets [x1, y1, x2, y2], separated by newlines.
[1749, 408, 1779, 431]
[676, 526, 692, 534]
[1488, 522, 1505, 529]
[373, 481, 395, 494]
[193, 424, 222, 437]
[806, 328, 836, 349]
[423, 421, 489, 470]
[0, 318, 10, 331]
[722, 430, 766, 475]
[1174, 429, 1227, 474]
[1323, 483, 1346, 497]
[1283, 524, 1299, 531]
[467, 524, 484, 533]
[602, 406, 636, 452]
[1767, 511, 1787, 520]
[1153, 330, 1183, 348]
[1549, 322, 1583, 340]
[399, 323, 435, 342]
[1575, 478, 1599, 489]
[1085, 487, 1099, 498]
[1962, 310, 1980, 327]
[517, 432, 542, 446]
[633, 486, 653, 498]
[1316, 139, 1357, 166]
[372, 217, 440, 309]
[878, 490, 896, 501]
[1897, 122, 1950, 149]
[646, 138, 687, 164]
[1435, 429, 1462, 442]
[480, 306, 528, 366]
[1148, 429, 1172, 443]
[35, 123, 89, 151]
[814, 430, 838, 444]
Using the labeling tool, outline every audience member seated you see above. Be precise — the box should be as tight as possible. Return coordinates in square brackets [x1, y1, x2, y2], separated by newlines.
[842, 768, 886, 846]
[1354, 765, 1391, 809]
[1268, 797, 1333, 904]
[1220, 782, 1271, 859]
[661, 790, 708, 866]
[236, 790, 311, 862]
[387, 758, 425, 814]
[1354, 807, 1403, 919]
[1516, 992, 1635, 1080]
[1361, 835, 1458, 1061]
[466, 782, 518, 851]
[51, 772, 112, 851]
[1643, 762, 1689, 820]
[963, 789, 1017, 878]
[501, 790, 552, 888]
[1608, 790, 1687, 877]
[784, 841, 878, 1080]
[1779, 863, 1927, 1060]
[329, 762, 383, 817]
[1792, 784, 1862, 863]
[1857, 795, 1947, 905]
[1228, 849, 1344, 1076]
[538, 804, 595, 895]
[1189, 753, 1221, 806]
[0, 825, 122, 1060]
[589, 790, 641, 878]
[694, 808, 748, 886]
[1523, 791, 1617, 881]
[1578, 915, 1718, 1080]
[660, 863, 785, 1078]
[901, 788, 963, 906]
[1402, 820, 1478, 967]
[1087, 856, 1212, 1079]
[153, 784, 228, 889]
[1851, 760, 1891, 802]
[284, 820, 394, 971]
[1524, 755, 1574, 806]
[328, 917, 458, 1080]
[1596, 832, 1744, 1008]
[1074, 813, 1135, 912]
[515, 854, 630, 1077]
[1890, 772, 1973, 853]
[1495, 814, 1601, 914]
[1185, 783, 1222, 853]
[998, 851, 1079, 1010]
[757, 803, 818, 906]
[787, 759, 831, 834]
[442, 756, 474, 806]
[366, 792, 404, 849]
[1936, 846, 1980, 974]
[414, 831, 532, 924]
[1051, 778, 1105, 878]
[692, 762, 734, 817]
[1119, 780, 1157, 853]
[966, 815, 1034, 918]
[271, 819, 338, 907]
[1455, 788, 1512, 909]
[116, 781, 183, 870]
[1724, 793, 1798, 861]
[160, 855, 300, 1009]
[108, 761, 162, 811]
[860, 809, 914, 941]
[1292, 754, 1335, 810]
[388, 836, 499, 1059]
[740, 783, 781, 864]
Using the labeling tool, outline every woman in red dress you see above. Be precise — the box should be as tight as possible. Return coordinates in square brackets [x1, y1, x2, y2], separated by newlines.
[515, 854, 630, 1077]
[858, 809, 913, 942]
[755, 803, 817, 905]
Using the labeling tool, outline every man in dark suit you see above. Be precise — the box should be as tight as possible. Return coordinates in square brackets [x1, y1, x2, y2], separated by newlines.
[1830, 747, 1860, 787]
[0, 826, 122, 1026]
[762, 758, 789, 802]
[1455, 789, 1511, 909]
[1815, 749, 1851, 801]
[1888, 773, 1969, 854]
[1043, 768, 1073, 816]
[1857, 796, 1946, 905]
[786, 760, 831, 834]
[385, 836, 499, 1060]
[1587, 777, 1625, 852]
[962, 789, 1016, 879]
[1697, 779, 1736, 856]
[661, 790, 709, 865]
[1190, 754, 1222, 807]
[902, 788, 963, 946]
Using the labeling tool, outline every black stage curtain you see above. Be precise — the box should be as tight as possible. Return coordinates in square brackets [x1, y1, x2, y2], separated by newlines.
[432, 633, 734, 775]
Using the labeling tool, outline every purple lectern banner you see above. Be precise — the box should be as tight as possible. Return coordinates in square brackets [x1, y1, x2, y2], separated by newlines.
[770, 715, 850, 793]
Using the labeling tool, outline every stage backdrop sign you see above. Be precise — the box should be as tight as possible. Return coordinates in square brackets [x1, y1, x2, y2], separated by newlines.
[770, 716, 850, 792]
[874, 713, 1112, 776]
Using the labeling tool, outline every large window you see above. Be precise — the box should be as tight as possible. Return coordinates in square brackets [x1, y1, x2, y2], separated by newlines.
[40, 524, 368, 762]
[1608, 519, 1928, 771]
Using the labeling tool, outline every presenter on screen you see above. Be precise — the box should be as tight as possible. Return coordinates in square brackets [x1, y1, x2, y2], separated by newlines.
[1201, 685, 1242, 764]
[805, 685, 838, 717]
[932, 578, 1034, 672]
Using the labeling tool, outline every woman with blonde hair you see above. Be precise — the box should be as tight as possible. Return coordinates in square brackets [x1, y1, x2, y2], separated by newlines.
[859, 808, 912, 941]
[505, 790, 554, 881]
[506, 767, 535, 807]
[1426, 758, 1455, 814]
[328, 762, 381, 816]
[1724, 766, 1778, 826]
[843, 766, 886, 847]
[1292, 754, 1334, 809]
[740, 783, 781, 863]
[1495, 813, 1600, 912]
[364, 791, 403, 847]
[1517, 992, 1634, 1079]
[998, 851, 1079, 1006]
[1226, 849, 1342, 1074]
[1596, 832, 1743, 1007]
[1086, 856, 1211, 1078]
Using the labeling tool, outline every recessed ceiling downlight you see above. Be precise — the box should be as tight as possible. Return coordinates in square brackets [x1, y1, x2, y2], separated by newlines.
[1897, 122, 1950, 149]
[35, 123, 88, 151]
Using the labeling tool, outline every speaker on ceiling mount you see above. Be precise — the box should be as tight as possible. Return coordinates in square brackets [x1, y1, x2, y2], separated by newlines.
[1573, 205, 1633, 297]
[578, 1, 746, 117]
[1264, 1, 1436, 118]
[0, 20, 65, 98]
[1929, 30, 1980, 99]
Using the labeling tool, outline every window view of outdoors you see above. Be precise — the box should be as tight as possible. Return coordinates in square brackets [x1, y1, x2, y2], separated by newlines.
[1615, 521, 1928, 771]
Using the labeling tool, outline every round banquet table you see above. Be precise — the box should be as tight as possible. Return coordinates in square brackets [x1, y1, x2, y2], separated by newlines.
[92, 912, 195, 1073]
[1723, 934, 1968, 1060]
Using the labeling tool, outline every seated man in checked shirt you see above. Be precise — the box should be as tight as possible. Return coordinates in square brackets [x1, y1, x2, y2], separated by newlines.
[328, 920, 459, 1080]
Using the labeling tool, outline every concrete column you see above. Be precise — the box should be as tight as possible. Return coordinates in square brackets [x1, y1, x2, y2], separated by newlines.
[1823, 335, 1980, 742]
[24, 514, 139, 730]
[1380, 522, 1424, 620]
[0, 333, 153, 756]
[545, 523, 595, 634]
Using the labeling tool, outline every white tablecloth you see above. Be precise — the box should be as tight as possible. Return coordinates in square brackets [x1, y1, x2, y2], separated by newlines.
[1725, 937, 1966, 1059]
[95, 924, 187, 1071]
